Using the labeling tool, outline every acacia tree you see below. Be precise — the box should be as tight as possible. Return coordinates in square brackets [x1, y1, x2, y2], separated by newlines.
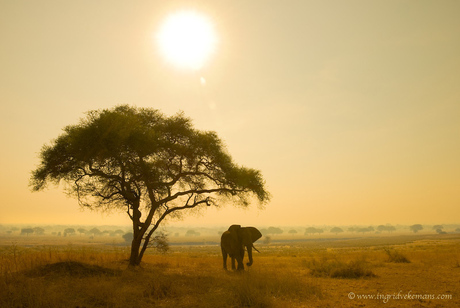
[30, 105, 269, 266]
[330, 227, 343, 235]
[409, 224, 423, 233]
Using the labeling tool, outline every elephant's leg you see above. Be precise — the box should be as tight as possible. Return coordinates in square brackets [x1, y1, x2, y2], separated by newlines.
[237, 247, 245, 270]
[231, 256, 236, 270]
[221, 246, 228, 270]
[236, 256, 244, 271]
[236, 249, 245, 271]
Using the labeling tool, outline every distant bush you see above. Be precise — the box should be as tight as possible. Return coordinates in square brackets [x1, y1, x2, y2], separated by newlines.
[122, 232, 133, 243]
[33, 227, 45, 235]
[185, 230, 200, 237]
[89, 228, 102, 236]
[113, 229, 125, 236]
[288, 229, 298, 234]
[384, 248, 410, 263]
[64, 228, 76, 236]
[20, 228, 34, 236]
[306, 257, 375, 279]
[377, 225, 396, 233]
[356, 226, 374, 234]
[263, 236, 272, 245]
[409, 224, 423, 233]
[305, 227, 324, 235]
[150, 232, 170, 254]
[330, 227, 344, 235]
[266, 226, 284, 235]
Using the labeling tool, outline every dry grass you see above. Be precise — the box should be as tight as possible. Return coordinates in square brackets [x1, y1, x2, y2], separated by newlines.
[306, 256, 376, 279]
[1, 234, 459, 307]
[383, 247, 411, 263]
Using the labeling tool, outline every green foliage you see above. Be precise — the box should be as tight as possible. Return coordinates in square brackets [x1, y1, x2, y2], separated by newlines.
[30, 105, 269, 265]
[30, 105, 269, 209]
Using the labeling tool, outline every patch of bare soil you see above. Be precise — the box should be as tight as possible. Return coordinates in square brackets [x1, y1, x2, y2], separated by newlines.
[26, 261, 121, 278]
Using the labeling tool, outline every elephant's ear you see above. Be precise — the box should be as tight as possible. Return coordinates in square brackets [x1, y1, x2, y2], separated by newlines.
[247, 227, 262, 243]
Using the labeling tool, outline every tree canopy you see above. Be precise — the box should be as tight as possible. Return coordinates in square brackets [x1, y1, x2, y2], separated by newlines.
[30, 105, 269, 265]
[409, 224, 423, 233]
[330, 227, 343, 234]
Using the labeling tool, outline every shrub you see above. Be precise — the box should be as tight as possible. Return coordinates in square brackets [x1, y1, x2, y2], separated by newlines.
[150, 232, 170, 254]
[122, 232, 133, 243]
[384, 248, 410, 263]
[306, 257, 375, 279]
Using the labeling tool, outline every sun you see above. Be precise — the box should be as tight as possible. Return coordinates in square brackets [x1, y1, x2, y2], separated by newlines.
[157, 11, 217, 70]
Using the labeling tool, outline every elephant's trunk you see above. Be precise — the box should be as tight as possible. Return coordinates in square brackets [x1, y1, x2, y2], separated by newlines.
[246, 245, 253, 266]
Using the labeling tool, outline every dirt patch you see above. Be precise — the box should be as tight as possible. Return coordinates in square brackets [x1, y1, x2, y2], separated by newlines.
[26, 261, 121, 278]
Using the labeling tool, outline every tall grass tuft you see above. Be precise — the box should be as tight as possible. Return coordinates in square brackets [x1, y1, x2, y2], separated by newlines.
[306, 256, 376, 279]
[228, 270, 322, 307]
[383, 248, 410, 263]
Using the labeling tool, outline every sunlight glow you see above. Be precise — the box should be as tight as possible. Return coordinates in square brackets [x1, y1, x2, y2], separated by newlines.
[157, 11, 217, 70]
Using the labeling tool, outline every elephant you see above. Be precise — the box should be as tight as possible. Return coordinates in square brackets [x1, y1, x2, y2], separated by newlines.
[220, 224, 262, 271]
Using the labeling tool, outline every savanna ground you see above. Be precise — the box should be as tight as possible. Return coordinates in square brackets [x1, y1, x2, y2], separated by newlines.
[0, 233, 459, 307]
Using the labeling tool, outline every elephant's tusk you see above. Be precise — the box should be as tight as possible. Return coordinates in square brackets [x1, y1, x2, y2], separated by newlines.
[252, 245, 260, 253]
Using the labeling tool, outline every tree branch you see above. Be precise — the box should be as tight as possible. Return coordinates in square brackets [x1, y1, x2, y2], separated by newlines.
[159, 187, 246, 205]
[138, 197, 210, 260]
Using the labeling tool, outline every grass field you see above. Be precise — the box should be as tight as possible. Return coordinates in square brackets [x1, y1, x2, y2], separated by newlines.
[1, 233, 459, 307]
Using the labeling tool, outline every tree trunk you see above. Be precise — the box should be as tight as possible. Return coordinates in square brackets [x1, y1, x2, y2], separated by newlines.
[129, 236, 142, 266]
[129, 204, 145, 266]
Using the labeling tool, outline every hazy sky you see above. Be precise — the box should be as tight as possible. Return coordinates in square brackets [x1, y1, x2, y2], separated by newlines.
[1, 0, 459, 227]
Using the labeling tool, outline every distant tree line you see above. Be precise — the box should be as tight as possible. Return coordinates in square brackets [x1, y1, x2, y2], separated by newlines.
[7, 223, 459, 239]
[377, 225, 396, 233]
[16, 227, 128, 237]
[261, 227, 284, 235]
